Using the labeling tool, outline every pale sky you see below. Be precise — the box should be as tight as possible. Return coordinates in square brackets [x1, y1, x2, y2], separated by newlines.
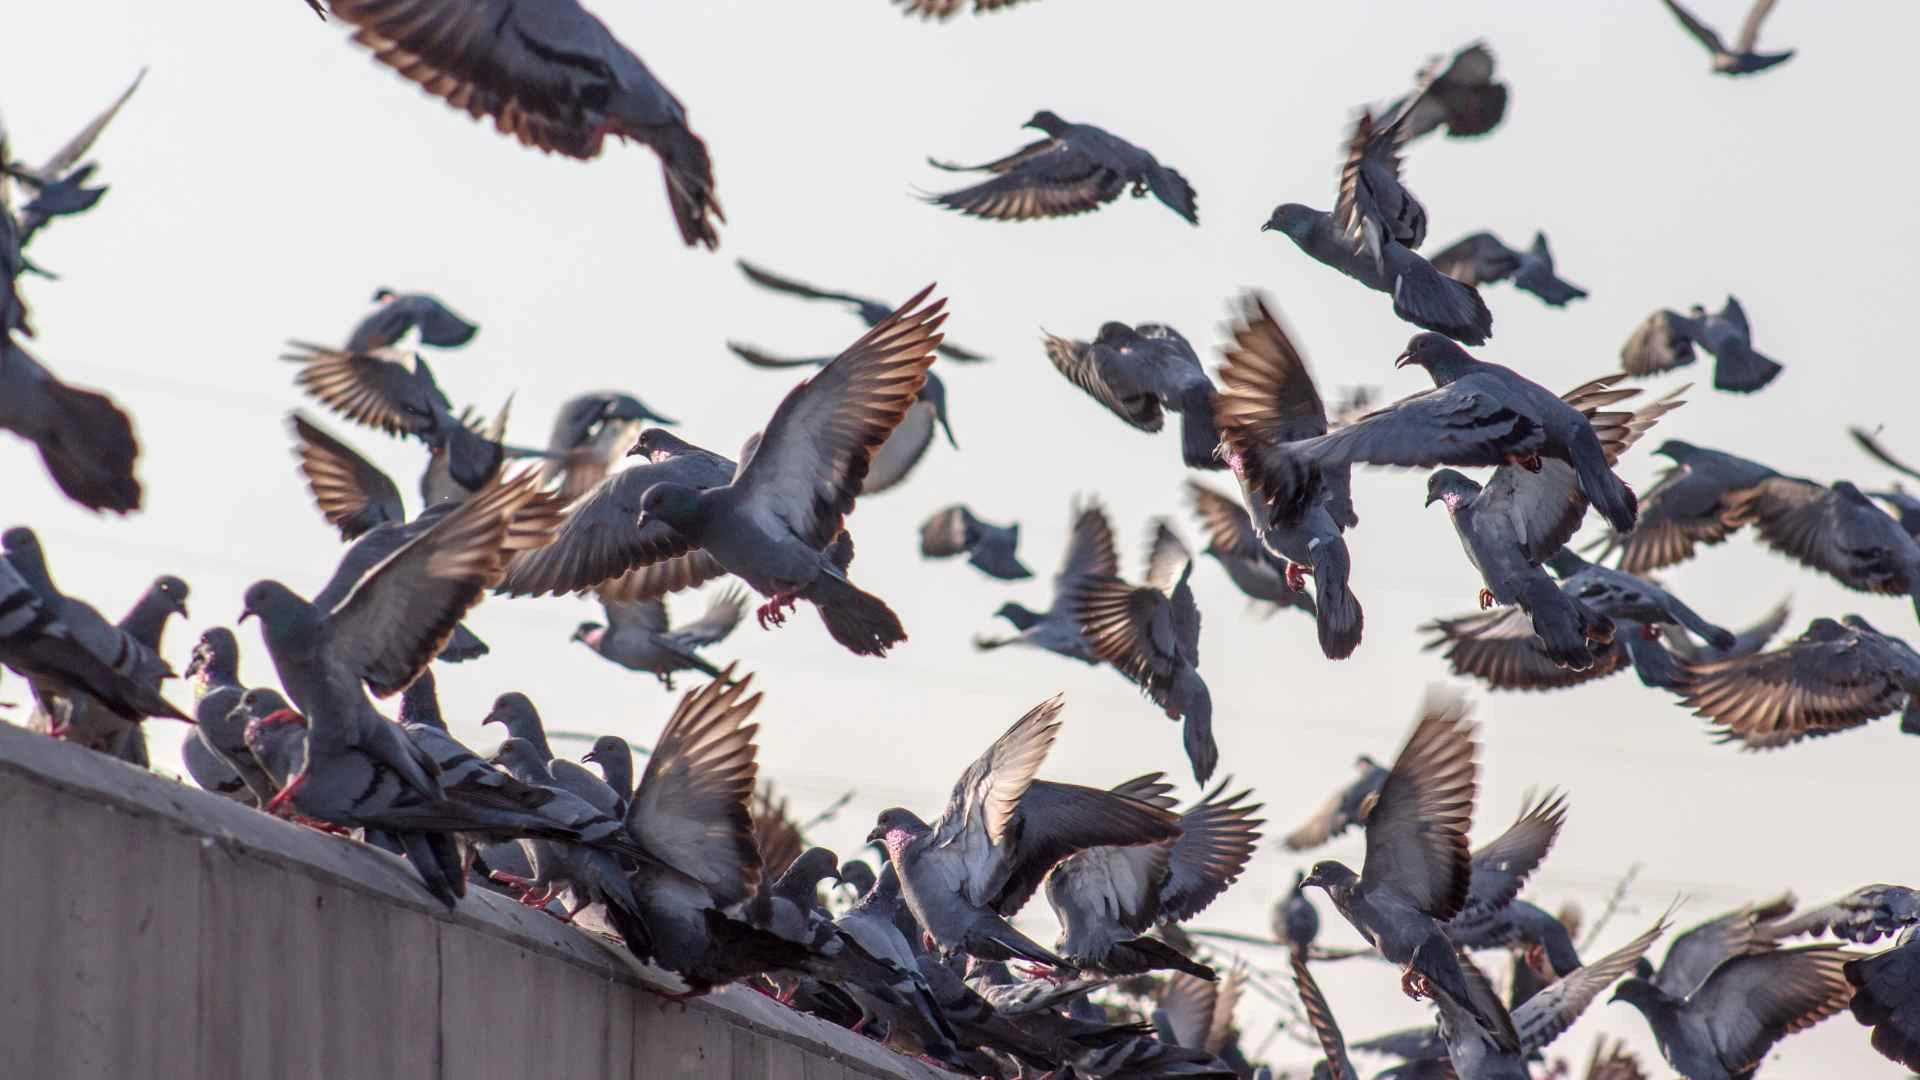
[4, 0, 1915, 1074]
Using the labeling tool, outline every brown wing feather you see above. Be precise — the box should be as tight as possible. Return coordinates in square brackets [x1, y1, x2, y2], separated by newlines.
[1361, 690, 1478, 919]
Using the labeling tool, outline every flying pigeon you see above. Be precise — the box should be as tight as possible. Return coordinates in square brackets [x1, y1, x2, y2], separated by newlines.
[344, 290, 477, 355]
[1380, 41, 1510, 141]
[927, 111, 1197, 224]
[919, 504, 1032, 581]
[1290, 950, 1357, 1080]
[1212, 292, 1365, 659]
[1546, 548, 1736, 649]
[1431, 231, 1588, 307]
[1723, 478, 1920, 618]
[1658, 0, 1795, 76]
[1043, 321, 1220, 470]
[571, 585, 747, 688]
[1661, 596, 1792, 665]
[1066, 521, 1217, 783]
[1282, 754, 1389, 851]
[1610, 941, 1853, 1079]
[1679, 614, 1920, 747]
[7, 68, 144, 249]
[1585, 440, 1779, 573]
[0, 341, 142, 513]
[540, 391, 678, 503]
[1299, 690, 1522, 1052]
[1441, 793, 1583, 976]
[975, 498, 1119, 663]
[1846, 930, 1920, 1073]
[1621, 297, 1782, 393]
[1424, 604, 1685, 694]
[326, 0, 721, 247]
[1183, 479, 1316, 619]
[736, 260, 988, 361]
[866, 693, 1181, 967]
[1761, 885, 1920, 946]
[727, 349, 959, 495]
[628, 287, 947, 657]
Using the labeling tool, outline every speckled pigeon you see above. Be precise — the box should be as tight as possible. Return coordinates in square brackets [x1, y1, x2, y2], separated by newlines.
[1431, 231, 1587, 307]
[327, 0, 722, 248]
[1724, 477, 1920, 618]
[1621, 297, 1782, 393]
[1585, 440, 1779, 573]
[866, 694, 1181, 967]
[1044, 321, 1219, 469]
[927, 111, 1196, 224]
[975, 498, 1118, 663]
[920, 504, 1031, 581]
[1680, 614, 1920, 747]
[1659, 0, 1794, 76]
[344, 289, 477, 355]
[572, 585, 746, 688]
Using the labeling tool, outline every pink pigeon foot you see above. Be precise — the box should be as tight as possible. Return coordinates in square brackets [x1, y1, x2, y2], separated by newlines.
[1285, 561, 1313, 591]
[755, 589, 802, 630]
[1401, 967, 1433, 1000]
[1478, 587, 1497, 610]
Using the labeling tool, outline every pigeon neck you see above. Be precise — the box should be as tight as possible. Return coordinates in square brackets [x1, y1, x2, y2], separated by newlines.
[119, 591, 178, 650]
[598, 755, 633, 804]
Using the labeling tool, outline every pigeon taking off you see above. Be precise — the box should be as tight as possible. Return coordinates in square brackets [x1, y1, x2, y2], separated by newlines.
[1658, 0, 1795, 76]
[1431, 231, 1588, 307]
[919, 504, 1032, 581]
[1044, 321, 1220, 470]
[927, 111, 1197, 224]
[1621, 297, 1782, 393]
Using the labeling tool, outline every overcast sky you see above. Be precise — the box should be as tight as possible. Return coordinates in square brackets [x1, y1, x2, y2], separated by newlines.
[6, 0, 1916, 1073]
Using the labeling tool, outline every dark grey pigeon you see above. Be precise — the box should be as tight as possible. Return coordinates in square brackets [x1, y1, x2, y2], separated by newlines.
[1300, 691, 1521, 1052]
[1659, 0, 1794, 76]
[234, 688, 307, 799]
[581, 735, 635, 808]
[344, 289, 478, 355]
[289, 412, 406, 541]
[481, 692, 620, 815]
[1263, 335, 1658, 536]
[1274, 870, 1321, 955]
[1585, 439, 1779, 573]
[1724, 478, 1920, 618]
[542, 391, 678, 502]
[32, 573, 188, 764]
[1047, 776, 1262, 977]
[1680, 614, 1920, 748]
[1067, 522, 1217, 783]
[182, 726, 249, 801]
[975, 498, 1118, 663]
[1621, 297, 1782, 393]
[1380, 41, 1509, 141]
[1441, 793, 1580, 975]
[488, 736, 650, 921]
[1846, 930, 1920, 1072]
[866, 694, 1181, 967]
[928, 111, 1197, 224]
[920, 504, 1032, 581]
[1762, 885, 1920, 946]
[183, 627, 275, 805]
[1184, 480, 1315, 619]
[1044, 321, 1219, 469]
[1662, 596, 1791, 665]
[737, 260, 988, 361]
[1431, 231, 1588, 307]
[1611, 943, 1851, 1079]
[1424, 605, 1685, 694]
[629, 288, 947, 656]
[1213, 293, 1365, 659]
[1545, 548, 1735, 650]
[0, 341, 142, 513]
[328, 0, 721, 248]
[499, 426, 735, 603]
[833, 864, 963, 1062]
[571, 585, 746, 689]
[0, 549, 179, 724]
[8, 68, 144, 249]
[1282, 754, 1389, 851]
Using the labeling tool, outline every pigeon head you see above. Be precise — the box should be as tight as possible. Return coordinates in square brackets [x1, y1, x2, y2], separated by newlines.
[571, 622, 606, 648]
[239, 581, 321, 644]
[1803, 617, 1849, 642]
[1831, 480, 1872, 505]
[1841, 614, 1882, 636]
[151, 575, 190, 618]
[1424, 469, 1482, 511]
[581, 735, 628, 767]
[626, 426, 682, 461]
[371, 287, 396, 303]
[1354, 753, 1381, 772]
[866, 807, 932, 859]
[487, 736, 548, 781]
[1395, 333, 1474, 380]
[838, 859, 878, 899]
[184, 627, 240, 683]
[994, 602, 1042, 631]
[636, 482, 703, 531]
[1093, 321, 1140, 348]
[1261, 203, 1318, 240]
[919, 371, 958, 450]
[481, 692, 541, 741]
[1652, 439, 1696, 460]
[1299, 860, 1358, 895]
[781, 847, 845, 893]
[1608, 976, 1664, 1011]
[1024, 110, 1068, 135]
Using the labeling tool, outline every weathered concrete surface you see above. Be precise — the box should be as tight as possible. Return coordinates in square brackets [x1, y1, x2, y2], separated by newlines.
[0, 723, 947, 1080]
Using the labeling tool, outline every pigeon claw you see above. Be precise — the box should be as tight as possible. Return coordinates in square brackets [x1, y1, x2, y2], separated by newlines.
[1284, 561, 1313, 592]
[1478, 587, 1497, 610]
[1509, 453, 1544, 473]
[1639, 623, 1662, 641]
[755, 589, 801, 630]
[1401, 967, 1433, 1000]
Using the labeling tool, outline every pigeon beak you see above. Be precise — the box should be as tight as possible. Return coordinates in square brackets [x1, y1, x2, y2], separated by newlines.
[581, 748, 600, 764]
[480, 710, 500, 727]
[1259, 221, 1276, 232]
[1424, 491, 1439, 507]
[237, 606, 255, 624]
[633, 512, 652, 530]
[864, 826, 885, 845]
[1393, 349, 1414, 369]
[174, 599, 191, 619]
[184, 653, 207, 679]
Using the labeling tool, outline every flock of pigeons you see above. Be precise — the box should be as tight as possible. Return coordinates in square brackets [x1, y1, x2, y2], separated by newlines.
[3, 1, 1917, 1078]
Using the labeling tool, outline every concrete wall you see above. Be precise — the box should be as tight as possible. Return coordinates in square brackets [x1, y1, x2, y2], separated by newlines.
[0, 723, 945, 1080]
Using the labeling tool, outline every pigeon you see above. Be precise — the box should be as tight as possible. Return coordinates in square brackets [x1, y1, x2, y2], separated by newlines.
[1679, 614, 1920, 747]
[1846, 930, 1920, 1073]
[288, 412, 407, 541]
[1043, 321, 1220, 470]
[1661, 596, 1792, 664]
[1761, 885, 1920, 945]
[1184, 480, 1316, 619]
[1621, 297, 1782, 393]
[893, 0, 1031, 19]
[240, 470, 558, 803]
[1658, 0, 1795, 76]
[866, 693, 1181, 967]
[919, 504, 1032, 581]
[1611, 941, 1853, 1079]
[0, 547, 179, 725]
[487, 735, 651, 921]
[1430, 231, 1588, 307]
[1274, 870, 1321, 955]
[234, 688, 308, 799]
[182, 725, 250, 801]
[31, 573, 189, 764]
[1299, 690, 1521, 1053]
[628, 287, 947, 657]
[8, 68, 144, 248]
[1723, 477, 1920, 618]
[927, 111, 1197, 224]
[1154, 968, 1249, 1067]
[1423, 605, 1685, 694]
[1047, 777, 1263, 977]
[480, 692, 620, 814]
[1546, 548, 1736, 650]
[0, 340, 142, 513]
[343, 290, 477, 355]
[727, 350, 959, 495]
[1290, 950, 1357, 1080]
[1585, 440, 1779, 572]
[1066, 522, 1217, 783]
[1282, 754, 1389, 851]
[498, 426, 735, 602]
[580, 735, 635, 807]
[1263, 106, 1491, 345]
[1380, 41, 1510, 141]
[736, 260, 989, 362]
[1212, 292, 1365, 659]
[326, 0, 721, 248]
[975, 498, 1119, 663]
[571, 585, 747, 688]
[1850, 426, 1920, 485]
[831, 863, 963, 1058]
[542, 391, 679, 503]
[1441, 793, 1582, 976]
[182, 627, 276, 805]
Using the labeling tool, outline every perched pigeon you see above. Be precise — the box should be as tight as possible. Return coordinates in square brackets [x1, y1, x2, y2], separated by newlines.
[0, 549, 179, 724]
[1621, 298, 1782, 393]
[1300, 691, 1521, 1052]
[8, 68, 144, 248]
[344, 290, 477, 355]
[1047, 777, 1263, 977]
[1846, 930, 1920, 1073]
[1658, 0, 1794, 76]
[1611, 941, 1852, 1079]
[1585, 440, 1779, 573]
[1282, 754, 1389, 851]
[1380, 41, 1509, 141]
[32, 573, 189, 764]
[1679, 615, 1920, 747]
[831, 863, 963, 1061]
[1762, 885, 1920, 945]
[726, 351, 959, 495]
[866, 694, 1181, 967]
[488, 735, 651, 922]
[0, 341, 142, 513]
[183, 627, 275, 805]
[629, 288, 947, 656]
[571, 585, 747, 688]
[927, 111, 1197, 224]
[1431, 231, 1588, 307]
[737, 260, 988, 362]
[1066, 522, 1216, 783]
[919, 504, 1031, 581]
[1043, 321, 1220, 470]
[181, 726, 249, 801]
[1274, 870, 1321, 955]
[1184, 480, 1316, 619]
[975, 498, 1119, 663]
[327, 0, 721, 247]
[1723, 478, 1920, 618]
[542, 391, 679, 503]
[1546, 548, 1736, 650]
[481, 691, 620, 814]
[1212, 293, 1365, 659]
[581, 735, 635, 807]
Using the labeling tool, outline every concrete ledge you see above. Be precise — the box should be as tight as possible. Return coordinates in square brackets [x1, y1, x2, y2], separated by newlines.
[0, 723, 945, 1080]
